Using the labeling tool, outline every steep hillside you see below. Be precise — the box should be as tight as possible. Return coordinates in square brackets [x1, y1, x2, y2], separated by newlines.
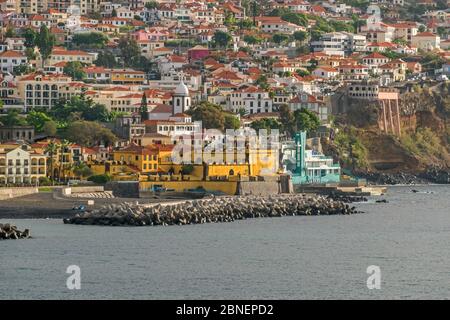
[326, 83, 450, 182]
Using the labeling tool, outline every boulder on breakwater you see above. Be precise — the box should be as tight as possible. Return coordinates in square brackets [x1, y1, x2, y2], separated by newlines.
[0, 223, 31, 240]
[63, 194, 360, 227]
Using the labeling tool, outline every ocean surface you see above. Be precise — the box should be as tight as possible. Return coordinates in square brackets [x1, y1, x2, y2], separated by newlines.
[1, 185, 449, 300]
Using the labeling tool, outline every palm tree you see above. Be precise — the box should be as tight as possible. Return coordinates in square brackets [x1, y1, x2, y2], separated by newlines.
[45, 140, 58, 185]
[73, 162, 92, 180]
[58, 139, 70, 182]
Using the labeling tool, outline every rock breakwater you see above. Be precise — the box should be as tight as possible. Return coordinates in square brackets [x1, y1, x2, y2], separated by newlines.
[63, 194, 360, 227]
[0, 223, 31, 240]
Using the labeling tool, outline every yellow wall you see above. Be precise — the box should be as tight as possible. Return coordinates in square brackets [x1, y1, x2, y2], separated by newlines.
[111, 73, 145, 84]
[140, 180, 239, 195]
[207, 164, 250, 176]
[158, 164, 204, 180]
[113, 151, 158, 173]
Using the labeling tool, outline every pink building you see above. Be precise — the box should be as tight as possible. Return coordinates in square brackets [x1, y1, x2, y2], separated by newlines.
[188, 45, 210, 61]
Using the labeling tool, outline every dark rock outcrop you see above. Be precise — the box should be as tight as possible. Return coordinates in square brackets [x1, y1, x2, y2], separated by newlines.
[0, 223, 31, 240]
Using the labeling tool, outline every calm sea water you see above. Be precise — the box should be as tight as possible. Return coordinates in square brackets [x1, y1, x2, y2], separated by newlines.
[1, 185, 449, 300]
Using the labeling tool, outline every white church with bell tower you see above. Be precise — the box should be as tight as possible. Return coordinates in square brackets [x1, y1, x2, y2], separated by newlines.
[172, 76, 191, 115]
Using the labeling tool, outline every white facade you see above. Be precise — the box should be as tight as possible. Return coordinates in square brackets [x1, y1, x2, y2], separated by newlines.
[311, 32, 366, 56]
[0, 51, 27, 73]
[226, 89, 273, 114]
[0, 145, 46, 185]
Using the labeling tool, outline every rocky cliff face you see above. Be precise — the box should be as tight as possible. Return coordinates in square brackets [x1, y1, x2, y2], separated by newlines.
[327, 83, 450, 184]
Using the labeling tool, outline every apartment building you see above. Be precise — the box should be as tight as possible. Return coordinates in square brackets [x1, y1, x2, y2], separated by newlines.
[0, 143, 47, 185]
[18, 0, 48, 14]
[255, 16, 306, 34]
[347, 82, 380, 100]
[16, 73, 73, 111]
[311, 32, 366, 56]
[226, 86, 273, 115]
[78, 0, 101, 15]
[47, 0, 72, 12]
[0, 50, 27, 73]
[411, 32, 441, 50]
[48, 48, 96, 65]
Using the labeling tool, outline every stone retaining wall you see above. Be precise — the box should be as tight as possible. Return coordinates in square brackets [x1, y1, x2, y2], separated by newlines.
[237, 181, 280, 196]
[105, 181, 140, 198]
[0, 187, 38, 201]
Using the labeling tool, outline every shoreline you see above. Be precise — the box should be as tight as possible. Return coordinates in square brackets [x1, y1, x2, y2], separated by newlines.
[1, 184, 442, 220]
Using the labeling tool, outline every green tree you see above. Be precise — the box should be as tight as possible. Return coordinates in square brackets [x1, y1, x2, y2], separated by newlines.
[65, 121, 117, 147]
[306, 59, 318, 72]
[224, 114, 240, 130]
[26, 111, 52, 132]
[73, 162, 93, 180]
[293, 31, 308, 42]
[243, 35, 262, 45]
[187, 102, 225, 130]
[140, 93, 148, 121]
[118, 36, 141, 67]
[255, 75, 270, 91]
[111, 8, 117, 17]
[25, 47, 37, 60]
[42, 120, 57, 136]
[237, 108, 248, 117]
[293, 108, 320, 133]
[145, 1, 159, 9]
[71, 32, 108, 49]
[180, 164, 194, 175]
[94, 51, 118, 68]
[296, 69, 310, 77]
[213, 30, 232, 49]
[279, 104, 295, 137]
[5, 26, 15, 38]
[51, 95, 110, 123]
[250, 118, 281, 134]
[272, 33, 290, 44]
[63, 61, 86, 80]
[88, 174, 112, 184]
[13, 64, 35, 76]
[238, 18, 254, 29]
[281, 12, 308, 27]
[45, 140, 58, 183]
[36, 25, 55, 67]
[224, 12, 236, 27]
[393, 38, 408, 46]
[1, 110, 27, 126]
[23, 28, 38, 47]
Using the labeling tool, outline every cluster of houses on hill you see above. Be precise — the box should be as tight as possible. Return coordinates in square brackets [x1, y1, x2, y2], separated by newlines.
[0, 0, 449, 185]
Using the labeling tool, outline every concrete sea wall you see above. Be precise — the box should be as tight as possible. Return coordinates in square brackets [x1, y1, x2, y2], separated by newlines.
[0, 187, 38, 201]
[61, 186, 105, 196]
